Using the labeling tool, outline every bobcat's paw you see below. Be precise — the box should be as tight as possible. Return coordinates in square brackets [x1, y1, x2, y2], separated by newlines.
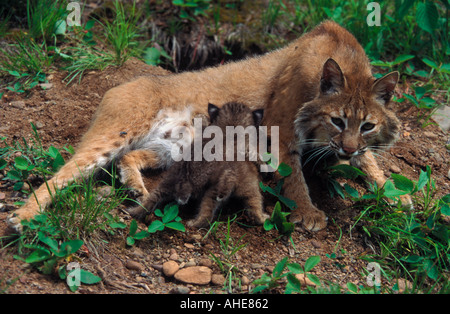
[6, 207, 38, 233]
[289, 205, 328, 232]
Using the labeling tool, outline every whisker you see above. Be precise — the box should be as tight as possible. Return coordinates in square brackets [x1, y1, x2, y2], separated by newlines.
[312, 149, 334, 172]
[302, 146, 330, 167]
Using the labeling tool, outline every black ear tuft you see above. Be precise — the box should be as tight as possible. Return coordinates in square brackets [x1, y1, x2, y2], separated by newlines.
[252, 109, 264, 126]
[320, 58, 345, 95]
[208, 103, 220, 122]
[371, 71, 399, 105]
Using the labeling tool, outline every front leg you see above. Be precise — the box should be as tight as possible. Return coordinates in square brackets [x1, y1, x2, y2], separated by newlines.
[280, 148, 328, 231]
[351, 150, 412, 207]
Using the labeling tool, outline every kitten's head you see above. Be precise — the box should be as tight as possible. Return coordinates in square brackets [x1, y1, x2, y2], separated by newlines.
[295, 58, 400, 161]
[208, 102, 263, 128]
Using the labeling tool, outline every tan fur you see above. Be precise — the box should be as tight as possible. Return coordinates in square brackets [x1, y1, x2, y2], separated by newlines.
[7, 21, 406, 232]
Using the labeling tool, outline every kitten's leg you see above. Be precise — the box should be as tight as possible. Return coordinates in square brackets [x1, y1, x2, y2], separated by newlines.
[281, 148, 328, 231]
[187, 187, 218, 228]
[236, 175, 269, 225]
[118, 149, 161, 198]
[352, 150, 412, 207]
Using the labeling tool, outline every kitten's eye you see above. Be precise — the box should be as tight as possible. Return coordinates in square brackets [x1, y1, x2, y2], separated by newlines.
[361, 122, 375, 132]
[331, 117, 345, 130]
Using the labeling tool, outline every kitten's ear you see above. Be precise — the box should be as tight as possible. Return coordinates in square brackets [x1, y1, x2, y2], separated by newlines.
[208, 103, 220, 122]
[320, 58, 345, 95]
[371, 71, 399, 105]
[252, 109, 264, 126]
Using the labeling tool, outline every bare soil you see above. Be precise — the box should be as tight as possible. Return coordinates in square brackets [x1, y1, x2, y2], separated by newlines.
[0, 57, 449, 294]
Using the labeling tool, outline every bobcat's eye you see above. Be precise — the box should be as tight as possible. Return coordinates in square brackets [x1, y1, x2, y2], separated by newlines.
[361, 122, 375, 132]
[331, 117, 345, 130]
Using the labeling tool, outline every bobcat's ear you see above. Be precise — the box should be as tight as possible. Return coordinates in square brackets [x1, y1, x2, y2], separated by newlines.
[320, 58, 345, 95]
[371, 71, 399, 105]
[208, 103, 220, 122]
[252, 109, 264, 126]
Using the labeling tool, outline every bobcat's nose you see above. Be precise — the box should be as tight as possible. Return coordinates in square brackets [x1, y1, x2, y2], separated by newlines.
[342, 146, 357, 154]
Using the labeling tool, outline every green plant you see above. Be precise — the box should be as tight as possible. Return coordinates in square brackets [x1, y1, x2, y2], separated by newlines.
[347, 167, 449, 288]
[209, 216, 247, 293]
[0, 123, 68, 193]
[401, 84, 439, 127]
[14, 214, 101, 292]
[26, 0, 68, 42]
[0, 35, 51, 92]
[126, 203, 185, 246]
[100, 0, 142, 66]
[252, 256, 321, 294]
[172, 0, 211, 21]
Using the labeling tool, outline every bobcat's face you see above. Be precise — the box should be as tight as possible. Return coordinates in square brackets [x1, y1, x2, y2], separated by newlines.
[295, 58, 400, 162]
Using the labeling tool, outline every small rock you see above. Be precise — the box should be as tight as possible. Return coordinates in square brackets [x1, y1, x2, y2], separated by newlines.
[9, 101, 25, 109]
[184, 243, 195, 249]
[169, 252, 179, 261]
[174, 266, 212, 285]
[162, 261, 179, 277]
[0, 192, 5, 200]
[96, 185, 114, 198]
[35, 121, 44, 129]
[241, 275, 250, 286]
[39, 83, 53, 90]
[169, 286, 190, 294]
[397, 279, 413, 293]
[125, 260, 144, 272]
[423, 131, 438, 140]
[199, 258, 212, 267]
[389, 164, 401, 174]
[310, 239, 322, 249]
[185, 259, 196, 267]
[211, 274, 226, 286]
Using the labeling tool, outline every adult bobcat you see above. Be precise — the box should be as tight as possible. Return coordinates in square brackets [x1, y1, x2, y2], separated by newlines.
[7, 20, 406, 232]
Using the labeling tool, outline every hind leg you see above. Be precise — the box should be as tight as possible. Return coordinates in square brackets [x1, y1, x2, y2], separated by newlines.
[187, 187, 220, 228]
[235, 174, 269, 225]
[6, 148, 112, 233]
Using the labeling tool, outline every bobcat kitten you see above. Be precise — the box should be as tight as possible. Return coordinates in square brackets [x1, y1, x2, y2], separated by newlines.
[128, 102, 269, 228]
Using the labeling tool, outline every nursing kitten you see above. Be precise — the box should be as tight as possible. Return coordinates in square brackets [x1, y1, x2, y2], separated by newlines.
[128, 102, 269, 228]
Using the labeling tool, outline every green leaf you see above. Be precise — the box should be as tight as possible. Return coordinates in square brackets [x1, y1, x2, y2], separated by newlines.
[143, 47, 161, 66]
[285, 273, 301, 294]
[416, 1, 439, 34]
[154, 209, 163, 217]
[383, 180, 407, 199]
[277, 163, 292, 177]
[304, 256, 320, 272]
[263, 219, 274, 231]
[79, 269, 101, 284]
[391, 174, 414, 194]
[85, 20, 95, 30]
[59, 239, 83, 256]
[416, 169, 430, 191]
[423, 259, 439, 281]
[287, 262, 303, 274]
[392, 54, 415, 65]
[441, 204, 450, 216]
[422, 58, 439, 70]
[148, 220, 165, 233]
[0, 158, 7, 170]
[126, 236, 135, 246]
[14, 156, 30, 170]
[129, 219, 138, 236]
[162, 204, 179, 224]
[38, 231, 59, 252]
[165, 221, 186, 232]
[344, 184, 359, 199]
[25, 248, 51, 263]
[133, 230, 151, 240]
[54, 19, 66, 35]
[273, 257, 289, 278]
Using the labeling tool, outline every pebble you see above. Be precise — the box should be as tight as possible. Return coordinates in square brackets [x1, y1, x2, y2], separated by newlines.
[199, 258, 212, 267]
[0, 192, 5, 200]
[241, 275, 250, 286]
[162, 260, 179, 277]
[169, 286, 190, 294]
[125, 260, 144, 272]
[35, 121, 44, 129]
[423, 131, 438, 140]
[9, 101, 25, 109]
[310, 239, 322, 249]
[211, 274, 226, 286]
[174, 266, 212, 285]
[389, 164, 401, 174]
